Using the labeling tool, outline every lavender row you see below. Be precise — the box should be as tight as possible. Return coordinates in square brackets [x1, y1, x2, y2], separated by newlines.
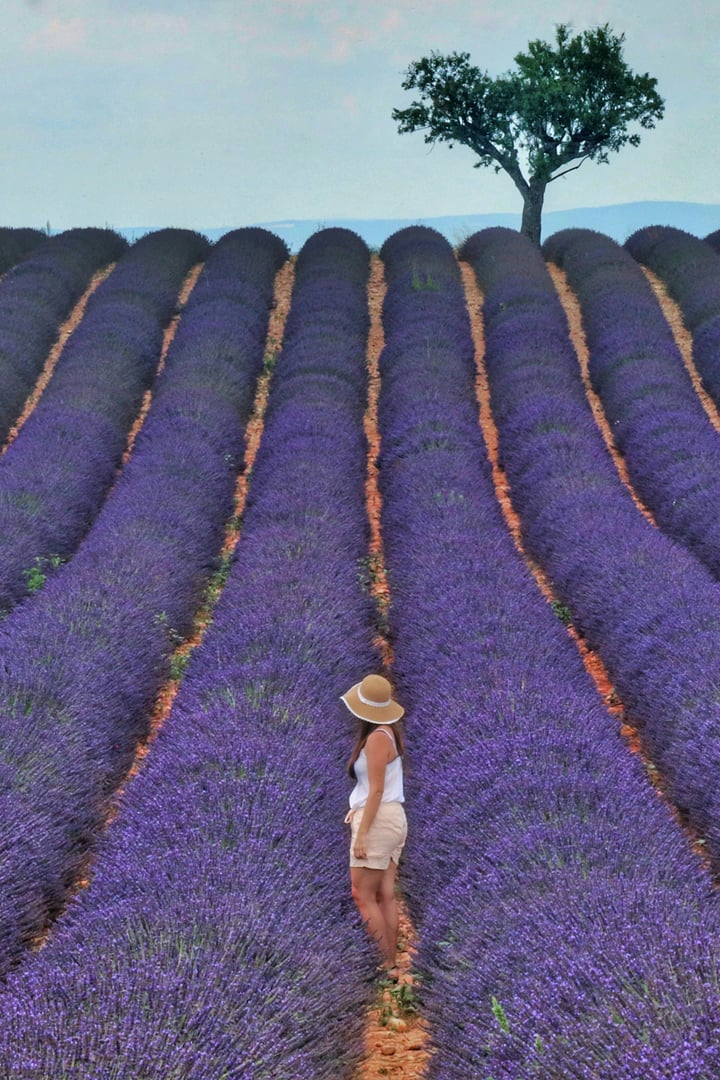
[0, 227, 287, 979]
[0, 228, 378, 1078]
[625, 225, 720, 406]
[0, 228, 45, 274]
[461, 226, 720, 867]
[378, 225, 720, 1078]
[0, 227, 127, 442]
[0, 228, 210, 613]
[706, 228, 720, 254]
[544, 227, 720, 580]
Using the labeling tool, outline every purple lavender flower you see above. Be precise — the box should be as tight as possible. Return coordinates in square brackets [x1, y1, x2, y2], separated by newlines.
[378, 225, 720, 1077]
[0, 228, 127, 441]
[0, 229, 377, 1078]
[544, 227, 720, 580]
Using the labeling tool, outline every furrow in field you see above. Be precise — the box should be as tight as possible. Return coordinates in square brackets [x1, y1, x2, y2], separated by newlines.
[47, 254, 295, 912]
[464, 256, 715, 867]
[461, 260, 626, 729]
[0, 229, 208, 613]
[0, 228, 380, 1079]
[626, 226, 720, 410]
[641, 266, 720, 431]
[2, 263, 115, 454]
[363, 254, 393, 668]
[115, 255, 295, 796]
[461, 225, 720, 873]
[356, 253, 429, 1079]
[545, 228, 720, 585]
[0, 228, 127, 445]
[547, 263, 656, 524]
[0, 228, 288, 981]
[378, 224, 720, 1079]
[119, 260, 205, 468]
[229, 258, 295, 539]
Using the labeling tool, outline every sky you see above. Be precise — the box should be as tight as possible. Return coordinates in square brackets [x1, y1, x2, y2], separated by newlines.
[1, 0, 718, 231]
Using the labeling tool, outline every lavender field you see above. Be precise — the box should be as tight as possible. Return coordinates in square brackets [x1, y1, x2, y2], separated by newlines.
[1, 222, 720, 1078]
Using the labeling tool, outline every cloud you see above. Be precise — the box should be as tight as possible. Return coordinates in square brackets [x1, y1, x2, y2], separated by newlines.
[382, 11, 403, 34]
[24, 9, 193, 60]
[329, 21, 374, 61]
[27, 15, 88, 53]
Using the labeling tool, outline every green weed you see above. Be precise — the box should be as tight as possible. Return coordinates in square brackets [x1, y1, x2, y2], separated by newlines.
[23, 553, 62, 594]
[376, 972, 422, 1026]
[491, 995, 510, 1034]
[550, 599, 573, 626]
[411, 266, 441, 292]
[169, 652, 190, 681]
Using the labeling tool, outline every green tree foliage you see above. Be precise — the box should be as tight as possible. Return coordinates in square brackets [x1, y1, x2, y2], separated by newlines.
[392, 24, 665, 244]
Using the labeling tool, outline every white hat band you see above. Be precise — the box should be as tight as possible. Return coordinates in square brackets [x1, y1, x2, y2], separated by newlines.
[358, 687, 392, 708]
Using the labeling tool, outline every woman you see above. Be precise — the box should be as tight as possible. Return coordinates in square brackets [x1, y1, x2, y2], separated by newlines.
[342, 673, 407, 974]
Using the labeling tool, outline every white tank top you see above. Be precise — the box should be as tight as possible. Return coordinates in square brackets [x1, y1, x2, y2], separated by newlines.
[349, 727, 404, 809]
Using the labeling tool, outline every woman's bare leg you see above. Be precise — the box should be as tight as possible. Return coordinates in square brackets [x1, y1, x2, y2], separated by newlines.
[351, 866, 394, 961]
[377, 859, 399, 968]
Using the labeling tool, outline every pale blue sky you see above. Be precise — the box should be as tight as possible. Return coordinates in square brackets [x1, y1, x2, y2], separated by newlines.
[1, 0, 717, 230]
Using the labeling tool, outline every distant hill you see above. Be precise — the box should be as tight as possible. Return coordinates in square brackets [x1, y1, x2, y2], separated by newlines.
[118, 201, 720, 250]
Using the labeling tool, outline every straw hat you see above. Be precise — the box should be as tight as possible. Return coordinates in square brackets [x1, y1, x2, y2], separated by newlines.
[341, 674, 404, 725]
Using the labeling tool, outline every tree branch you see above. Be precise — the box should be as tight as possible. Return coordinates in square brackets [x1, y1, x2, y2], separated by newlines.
[548, 156, 592, 182]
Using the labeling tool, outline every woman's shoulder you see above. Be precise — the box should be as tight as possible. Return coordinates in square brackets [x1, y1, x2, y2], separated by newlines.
[366, 726, 397, 755]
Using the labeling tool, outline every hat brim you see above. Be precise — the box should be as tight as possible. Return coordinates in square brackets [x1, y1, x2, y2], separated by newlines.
[341, 682, 404, 724]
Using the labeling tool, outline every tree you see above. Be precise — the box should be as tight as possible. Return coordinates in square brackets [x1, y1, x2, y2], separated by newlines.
[392, 24, 665, 245]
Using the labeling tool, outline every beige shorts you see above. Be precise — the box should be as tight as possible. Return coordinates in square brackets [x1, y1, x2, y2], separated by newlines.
[345, 801, 407, 870]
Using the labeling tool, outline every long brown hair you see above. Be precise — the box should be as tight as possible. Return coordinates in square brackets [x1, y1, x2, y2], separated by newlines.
[347, 719, 405, 779]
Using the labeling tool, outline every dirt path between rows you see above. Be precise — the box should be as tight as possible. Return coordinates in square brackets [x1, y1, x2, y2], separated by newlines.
[2, 263, 116, 455]
[33, 259, 296, 936]
[354, 255, 430, 1080]
[461, 259, 714, 874]
[120, 262, 205, 470]
[364, 256, 393, 671]
[641, 266, 720, 433]
[120, 258, 296, 792]
[549, 261, 718, 868]
[460, 260, 625, 727]
[547, 263, 657, 528]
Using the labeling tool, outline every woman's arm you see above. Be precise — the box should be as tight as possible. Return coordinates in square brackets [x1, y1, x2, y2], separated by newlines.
[353, 730, 390, 859]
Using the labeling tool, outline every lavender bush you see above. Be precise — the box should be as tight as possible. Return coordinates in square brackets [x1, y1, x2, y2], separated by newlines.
[0, 227, 287, 980]
[0, 228, 45, 274]
[0, 228, 379, 1078]
[377, 225, 720, 1077]
[625, 225, 720, 407]
[460, 226, 720, 869]
[705, 228, 720, 254]
[544, 227, 720, 580]
[0, 228, 127, 442]
[0, 228, 210, 612]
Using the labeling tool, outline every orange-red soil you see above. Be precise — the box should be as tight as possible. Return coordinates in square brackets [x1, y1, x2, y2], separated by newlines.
[356, 903, 430, 1079]
[365, 255, 393, 670]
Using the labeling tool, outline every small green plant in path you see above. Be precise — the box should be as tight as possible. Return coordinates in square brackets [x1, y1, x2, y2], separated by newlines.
[376, 971, 422, 1028]
[23, 553, 62, 594]
[551, 599, 573, 626]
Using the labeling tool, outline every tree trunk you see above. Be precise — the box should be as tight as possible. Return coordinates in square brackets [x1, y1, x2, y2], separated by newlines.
[520, 179, 546, 246]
